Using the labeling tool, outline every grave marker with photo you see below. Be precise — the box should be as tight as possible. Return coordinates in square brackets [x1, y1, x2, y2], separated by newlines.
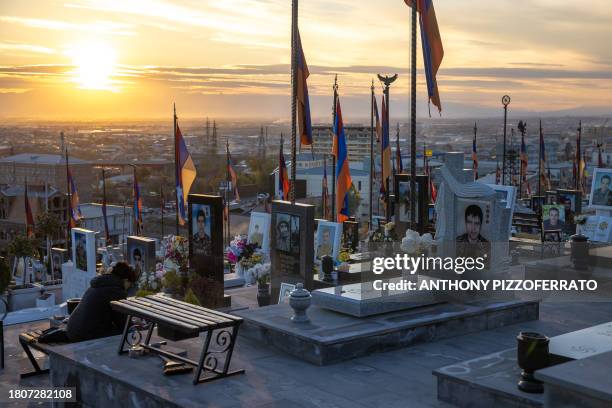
[270, 200, 314, 301]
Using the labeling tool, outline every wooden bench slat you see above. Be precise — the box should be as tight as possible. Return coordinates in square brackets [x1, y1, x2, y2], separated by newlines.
[111, 301, 200, 334]
[116, 299, 215, 330]
[141, 296, 230, 323]
[127, 298, 222, 328]
[129, 297, 234, 327]
[150, 294, 243, 322]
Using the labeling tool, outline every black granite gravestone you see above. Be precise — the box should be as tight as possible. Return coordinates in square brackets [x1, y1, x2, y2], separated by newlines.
[188, 194, 226, 308]
[342, 220, 359, 251]
[270, 200, 314, 301]
[394, 173, 429, 235]
[557, 189, 582, 235]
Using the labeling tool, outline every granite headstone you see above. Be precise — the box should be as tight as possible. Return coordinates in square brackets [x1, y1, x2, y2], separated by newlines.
[270, 200, 314, 301]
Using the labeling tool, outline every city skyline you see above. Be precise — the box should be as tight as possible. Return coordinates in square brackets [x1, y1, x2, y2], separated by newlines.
[1, 0, 611, 119]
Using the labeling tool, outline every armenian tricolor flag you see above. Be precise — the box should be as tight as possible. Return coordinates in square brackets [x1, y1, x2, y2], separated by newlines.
[296, 29, 312, 147]
[24, 181, 34, 238]
[472, 123, 478, 180]
[279, 138, 290, 200]
[67, 168, 82, 228]
[520, 129, 529, 195]
[405, 0, 444, 114]
[425, 162, 437, 203]
[332, 97, 352, 223]
[380, 95, 391, 193]
[133, 171, 143, 235]
[576, 121, 582, 188]
[373, 93, 382, 143]
[322, 156, 330, 220]
[175, 120, 197, 226]
[227, 142, 240, 201]
[395, 126, 403, 173]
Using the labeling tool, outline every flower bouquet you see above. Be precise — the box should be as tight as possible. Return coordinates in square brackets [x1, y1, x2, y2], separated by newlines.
[162, 235, 189, 273]
[400, 229, 435, 255]
[369, 222, 398, 243]
[226, 235, 267, 284]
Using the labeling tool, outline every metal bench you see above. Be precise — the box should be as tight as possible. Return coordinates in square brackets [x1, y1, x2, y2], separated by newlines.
[18, 330, 62, 377]
[110, 294, 245, 385]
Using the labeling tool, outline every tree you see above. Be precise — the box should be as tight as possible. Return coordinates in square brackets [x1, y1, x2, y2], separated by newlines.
[8, 235, 38, 285]
[36, 212, 62, 276]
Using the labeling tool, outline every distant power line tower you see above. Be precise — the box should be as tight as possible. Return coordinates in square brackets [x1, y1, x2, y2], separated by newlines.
[504, 127, 519, 188]
[206, 117, 210, 148]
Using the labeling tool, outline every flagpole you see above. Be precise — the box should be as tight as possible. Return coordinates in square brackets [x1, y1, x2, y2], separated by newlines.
[289, 0, 298, 204]
[102, 167, 109, 243]
[576, 121, 582, 190]
[332, 75, 338, 219]
[323, 155, 328, 220]
[174, 103, 179, 236]
[410, 0, 417, 230]
[226, 139, 231, 247]
[64, 138, 72, 247]
[538, 120, 542, 197]
[369, 79, 374, 230]
[160, 185, 165, 240]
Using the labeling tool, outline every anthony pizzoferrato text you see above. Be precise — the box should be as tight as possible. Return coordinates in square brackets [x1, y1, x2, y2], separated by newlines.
[370, 254, 598, 293]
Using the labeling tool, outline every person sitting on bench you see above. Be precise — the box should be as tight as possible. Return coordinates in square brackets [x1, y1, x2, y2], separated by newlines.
[67, 262, 137, 343]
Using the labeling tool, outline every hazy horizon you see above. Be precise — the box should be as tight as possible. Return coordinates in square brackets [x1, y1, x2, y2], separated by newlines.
[1, 1, 611, 119]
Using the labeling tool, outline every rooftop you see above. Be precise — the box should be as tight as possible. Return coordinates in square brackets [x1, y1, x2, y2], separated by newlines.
[1, 185, 60, 198]
[0, 153, 87, 165]
[79, 203, 129, 218]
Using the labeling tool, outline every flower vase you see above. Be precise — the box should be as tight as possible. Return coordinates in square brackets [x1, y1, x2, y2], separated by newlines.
[235, 263, 244, 279]
[257, 282, 271, 307]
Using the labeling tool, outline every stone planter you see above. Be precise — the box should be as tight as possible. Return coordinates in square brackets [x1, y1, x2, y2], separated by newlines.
[8, 283, 44, 311]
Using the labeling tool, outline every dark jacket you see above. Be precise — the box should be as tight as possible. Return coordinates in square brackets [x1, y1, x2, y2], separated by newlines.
[67, 274, 127, 342]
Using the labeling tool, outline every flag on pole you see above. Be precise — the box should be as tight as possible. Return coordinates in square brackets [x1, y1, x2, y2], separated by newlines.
[380, 95, 391, 192]
[133, 170, 143, 235]
[101, 169, 110, 242]
[175, 121, 197, 226]
[296, 29, 312, 147]
[67, 168, 82, 228]
[332, 97, 352, 223]
[227, 143, 240, 201]
[24, 180, 34, 238]
[472, 123, 478, 180]
[404, 0, 444, 113]
[579, 152, 586, 193]
[425, 163, 437, 203]
[576, 121, 582, 188]
[279, 139, 290, 200]
[373, 93, 382, 143]
[540, 121, 550, 190]
[395, 126, 403, 173]
[322, 157, 330, 220]
[520, 129, 529, 195]
[598, 145, 604, 168]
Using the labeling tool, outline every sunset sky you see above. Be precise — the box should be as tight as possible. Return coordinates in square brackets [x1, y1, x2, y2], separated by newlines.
[1, 0, 611, 120]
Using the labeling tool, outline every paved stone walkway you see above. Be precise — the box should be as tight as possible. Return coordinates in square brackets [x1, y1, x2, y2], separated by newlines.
[1, 289, 611, 407]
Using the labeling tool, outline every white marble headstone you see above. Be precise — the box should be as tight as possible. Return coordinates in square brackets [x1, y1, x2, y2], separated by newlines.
[434, 152, 511, 272]
[64, 228, 97, 301]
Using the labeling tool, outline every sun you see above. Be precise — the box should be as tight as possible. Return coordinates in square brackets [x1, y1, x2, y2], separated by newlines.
[68, 42, 117, 90]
